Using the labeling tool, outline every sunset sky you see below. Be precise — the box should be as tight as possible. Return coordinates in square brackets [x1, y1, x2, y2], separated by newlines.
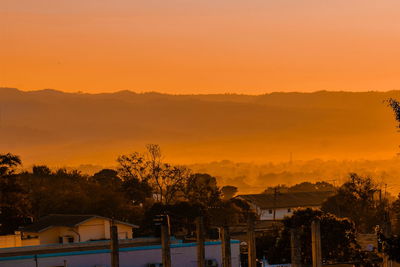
[2, 0, 400, 94]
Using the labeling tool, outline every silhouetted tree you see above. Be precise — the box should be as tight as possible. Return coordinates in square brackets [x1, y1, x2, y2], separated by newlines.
[92, 169, 121, 187]
[185, 173, 220, 206]
[322, 173, 385, 233]
[118, 144, 190, 205]
[388, 98, 400, 128]
[19, 165, 144, 224]
[208, 198, 251, 227]
[381, 234, 400, 263]
[221, 185, 238, 200]
[0, 153, 29, 234]
[391, 194, 400, 235]
[263, 182, 335, 194]
[257, 208, 381, 266]
[142, 201, 203, 237]
[0, 153, 21, 176]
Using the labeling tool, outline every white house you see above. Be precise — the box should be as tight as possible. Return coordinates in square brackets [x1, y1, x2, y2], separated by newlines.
[237, 191, 333, 220]
[0, 214, 138, 248]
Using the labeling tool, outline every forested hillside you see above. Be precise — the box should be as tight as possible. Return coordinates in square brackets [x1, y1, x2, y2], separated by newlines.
[1, 88, 399, 166]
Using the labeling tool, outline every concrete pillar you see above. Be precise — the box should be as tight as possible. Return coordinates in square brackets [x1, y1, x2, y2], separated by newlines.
[110, 224, 119, 267]
[247, 216, 257, 267]
[196, 216, 205, 267]
[221, 225, 232, 267]
[311, 220, 321, 267]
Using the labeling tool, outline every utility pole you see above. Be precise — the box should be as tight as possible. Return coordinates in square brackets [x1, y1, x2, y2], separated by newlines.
[196, 216, 205, 267]
[311, 220, 322, 267]
[161, 215, 171, 267]
[221, 224, 232, 267]
[290, 228, 301, 267]
[273, 187, 279, 221]
[381, 184, 392, 267]
[110, 221, 119, 267]
[247, 214, 256, 267]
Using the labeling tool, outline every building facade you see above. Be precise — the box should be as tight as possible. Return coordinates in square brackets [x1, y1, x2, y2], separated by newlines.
[237, 191, 334, 220]
[0, 214, 138, 248]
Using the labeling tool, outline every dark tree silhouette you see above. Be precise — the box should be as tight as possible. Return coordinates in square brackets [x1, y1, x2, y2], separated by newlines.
[0, 153, 28, 234]
[257, 208, 381, 266]
[118, 144, 190, 205]
[185, 173, 220, 206]
[322, 173, 385, 233]
[387, 98, 400, 128]
[221, 185, 238, 200]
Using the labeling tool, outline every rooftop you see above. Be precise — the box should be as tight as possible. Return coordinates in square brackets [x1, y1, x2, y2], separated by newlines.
[21, 214, 138, 233]
[237, 191, 334, 209]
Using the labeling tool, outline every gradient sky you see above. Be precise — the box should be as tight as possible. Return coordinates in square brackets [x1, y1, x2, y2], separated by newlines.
[2, 0, 400, 94]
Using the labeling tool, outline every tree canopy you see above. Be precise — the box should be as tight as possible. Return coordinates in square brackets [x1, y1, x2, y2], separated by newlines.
[257, 208, 381, 266]
[322, 173, 388, 233]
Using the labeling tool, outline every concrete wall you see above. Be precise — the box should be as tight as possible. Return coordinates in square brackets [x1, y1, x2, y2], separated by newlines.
[0, 235, 22, 248]
[21, 239, 40, 247]
[29, 227, 80, 245]
[116, 224, 133, 239]
[77, 218, 133, 241]
[78, 218, 107, 241]
[0, 234, 40, 249]
[0, 240, 240, 267]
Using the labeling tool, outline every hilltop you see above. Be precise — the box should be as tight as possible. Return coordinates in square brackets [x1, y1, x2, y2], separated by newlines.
[1, 88, 400, 166]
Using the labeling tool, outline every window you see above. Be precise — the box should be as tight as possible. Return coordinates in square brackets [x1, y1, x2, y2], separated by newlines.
[268, 209, 273, 214]
[288, 208, 291, 212]
[67, 237, 74, 243]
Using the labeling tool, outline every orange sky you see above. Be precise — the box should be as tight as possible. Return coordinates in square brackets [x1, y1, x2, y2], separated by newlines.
[2, 0, 400, 94]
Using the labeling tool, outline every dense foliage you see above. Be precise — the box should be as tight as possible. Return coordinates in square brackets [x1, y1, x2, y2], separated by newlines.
[322, 173, 389, 233]
[256, 208, 381, 266]
[0, 147, 249, 236]
[263, 181, 335, 194]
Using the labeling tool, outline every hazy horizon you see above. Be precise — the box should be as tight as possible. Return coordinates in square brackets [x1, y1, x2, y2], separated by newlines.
[6, 87, 400, 96]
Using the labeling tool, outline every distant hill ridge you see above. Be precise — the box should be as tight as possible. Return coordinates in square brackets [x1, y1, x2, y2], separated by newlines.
[1, 87, 400, 166]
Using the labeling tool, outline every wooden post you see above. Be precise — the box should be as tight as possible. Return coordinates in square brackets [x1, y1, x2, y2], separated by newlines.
[63, 259, 67, 267]
[273, 188, 277, 220]
[196, 216, 206, 267]
[110, 224, 120, 267]
[311, 220, 321, 267]
[221, 225, 232, 267]
[161, 215, 172, 267]
[247, 216, 256, 267]
[34, 254, 38, 267]
[290, 228, 301, 267]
